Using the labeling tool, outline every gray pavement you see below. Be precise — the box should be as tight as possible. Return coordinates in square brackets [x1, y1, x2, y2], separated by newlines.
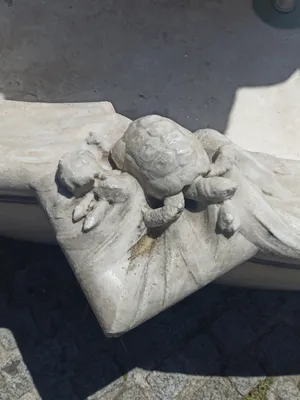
[1, 238, 300, 399]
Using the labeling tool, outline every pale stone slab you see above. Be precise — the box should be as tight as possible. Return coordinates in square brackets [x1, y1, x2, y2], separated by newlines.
[225, 71, 300, 159]
[189, 377, 242, 400]
[267, 377, 300, 400]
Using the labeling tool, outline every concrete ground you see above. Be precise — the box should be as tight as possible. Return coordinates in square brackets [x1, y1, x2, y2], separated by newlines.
[2, 239, 300, 400]
[1, 0, 300, 399]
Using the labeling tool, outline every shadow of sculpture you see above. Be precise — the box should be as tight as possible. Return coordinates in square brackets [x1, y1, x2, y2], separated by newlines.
[1, 237, 300, 399]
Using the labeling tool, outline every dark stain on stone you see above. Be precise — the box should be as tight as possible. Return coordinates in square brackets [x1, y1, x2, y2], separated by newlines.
[3, 359, 20, 375]
[129, 234, 156, 262]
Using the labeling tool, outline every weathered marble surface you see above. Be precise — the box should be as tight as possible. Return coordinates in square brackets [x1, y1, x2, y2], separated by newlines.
[2, 100, 300, 336]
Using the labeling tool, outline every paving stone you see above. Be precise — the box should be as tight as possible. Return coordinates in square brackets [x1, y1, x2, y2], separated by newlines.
[112, 285, 236, 370]
[228, 374, 265, 397]
[71, 352, 121, 399]
[211, 309, 256, 355]
[181, 334, 220, 375]
[188, 377, 242, 400]
[87, 378, 124, 400]
[29, 338, 70, 379]
[87, 368, 156, 400]
[188, 285, 246, 320]
[176, 376, 212, 400]
[92, 373, 157, 399]
[0, 373, 8, 400]
[0, 328, 18, 352]
[147, 366, 190, 400]
[117, 385, 157, 400]
[1, 243, 300, 400]
[147, 334, 220, 400]
[0, 355, 35, 399]
[0, 345, 21, 380]
[278, 292, 300, 333]
[114, 294, 203, 370]
[237, 290, 285, 336]
[12, 248, 84, 339]
[0, 344, 8, 366]
[259, 324, 300, 375]
[127, 367, 159, 394]
[69, 309, 108, 355]
[267, 377, 300, 400]
[225, 356, 266, 396]
[37, 379, 79, 400]
[19, 391, 41, 400]
[1, 305, 41, 353]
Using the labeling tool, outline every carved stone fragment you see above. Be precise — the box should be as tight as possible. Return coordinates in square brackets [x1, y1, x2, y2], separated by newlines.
[2, 101, 300, 336]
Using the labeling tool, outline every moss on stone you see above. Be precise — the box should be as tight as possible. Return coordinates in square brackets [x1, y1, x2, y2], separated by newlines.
[245, 378, 274, 400]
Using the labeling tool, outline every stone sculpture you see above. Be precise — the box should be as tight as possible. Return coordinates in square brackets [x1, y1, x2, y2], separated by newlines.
[111, 115, 240, 235]
[2, 101, 300, 337]
[58, 115, 240, 236]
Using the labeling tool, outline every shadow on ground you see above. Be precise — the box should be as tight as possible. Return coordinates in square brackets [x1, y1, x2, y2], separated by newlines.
[0, 0, 299, 133]
[1, 238, 300, 399]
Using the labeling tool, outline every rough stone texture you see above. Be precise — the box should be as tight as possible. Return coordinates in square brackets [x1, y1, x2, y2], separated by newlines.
[117, 385, 156, 400]
[146, 334, 220, 399]
[86, 379, 124, 400]
[0, 355, 36, 399]
[147, 369, 190, 400]
[86, 369, 157, 400]
[19, 394, 41, 400]
[226, 357, 266, 396]
[19, 393, 41, 400]
[188, 377, 242, 400]
[0, 328, 18, 352]
[267, 377, 300, 400]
